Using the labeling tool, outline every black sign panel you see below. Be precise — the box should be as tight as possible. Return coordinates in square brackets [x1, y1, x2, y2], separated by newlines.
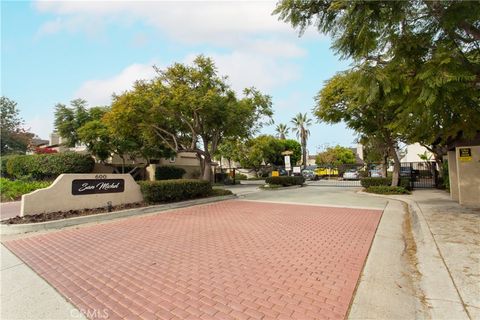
[72, 179, 125, 195]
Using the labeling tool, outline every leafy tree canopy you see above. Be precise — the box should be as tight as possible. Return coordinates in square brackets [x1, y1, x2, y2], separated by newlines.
[1, 97, 33, 155]
[275, 0, 480, 166]
[316, 145, 356, 166]
[108, 55, 273, 180]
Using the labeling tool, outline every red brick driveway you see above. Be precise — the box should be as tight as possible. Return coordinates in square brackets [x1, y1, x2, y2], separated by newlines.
[5, 200, 382, 320]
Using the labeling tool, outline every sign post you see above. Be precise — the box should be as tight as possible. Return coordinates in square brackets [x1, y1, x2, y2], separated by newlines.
[281, 150, 294, 176]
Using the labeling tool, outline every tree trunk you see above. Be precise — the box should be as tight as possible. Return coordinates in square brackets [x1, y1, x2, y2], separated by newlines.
[388, 142, 401, 187]
[381, 151, 388, 178]
[202, 160, 212, 181]
[302, 135, 307, 169]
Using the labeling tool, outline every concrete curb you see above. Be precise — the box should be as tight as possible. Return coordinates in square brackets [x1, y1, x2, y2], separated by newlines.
[259, 185, 304, 191]
[0, 195, 237, 236]
[239, 180, 265, 185]
[353, 190, 470, 319]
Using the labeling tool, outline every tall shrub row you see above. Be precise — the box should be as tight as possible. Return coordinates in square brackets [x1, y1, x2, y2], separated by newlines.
[6, 152, 95, 180]
[139, 179, 212, 203]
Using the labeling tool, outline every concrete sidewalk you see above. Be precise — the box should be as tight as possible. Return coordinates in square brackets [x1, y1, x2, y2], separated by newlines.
[0, 244, 86, 320]
[350, 189, 479, 320]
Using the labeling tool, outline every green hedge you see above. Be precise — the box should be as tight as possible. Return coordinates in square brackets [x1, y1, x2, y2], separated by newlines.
[365, 186, 411, 195]
[265, 176, 305, 186]
[361, 177, 392, 188]
[361, 177, 412, 190]
[155, 166, 186, 180]
[235, 173, 248, 180]
[0, 178, 52, 202]
[0, 155, 19, 178]
[6, 152, 95, 180]
[210, 188, 234, 196]
[139, 179, 212, 203]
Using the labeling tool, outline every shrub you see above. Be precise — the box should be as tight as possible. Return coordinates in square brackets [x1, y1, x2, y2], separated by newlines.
[0, 178, 52, 201]
[0, 155, 19, 178]
[360, 177, 392, 188]
[6, 152, 94, 180]
[155, 166, 186, 180]
[210, 188, 234, 196]
[265, 176, 305, 186]
[139, 179, 212, 203]
[399, 178, 412, 191]
[365, 186, 411, 195]
[235, 173, 248, 180]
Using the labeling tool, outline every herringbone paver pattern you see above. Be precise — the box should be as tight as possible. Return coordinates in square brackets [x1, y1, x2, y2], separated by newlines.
[5, 200, 382, 320]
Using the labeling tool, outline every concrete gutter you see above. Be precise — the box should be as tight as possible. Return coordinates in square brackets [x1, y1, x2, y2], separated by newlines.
[0, 195, 236, 236]
[349, 191, 470, 319]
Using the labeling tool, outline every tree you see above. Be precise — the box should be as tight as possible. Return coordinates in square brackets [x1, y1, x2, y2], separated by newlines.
[291, 113, 312, 169]
[315, 69, 403, 186]
[315, 145, 356, 166]
[54, 99, 92, 148]
[275, 123, 289, 140]
[274, 0, 480, 180]
[1, 97, 33, 155]
[109, 55, 273, 181]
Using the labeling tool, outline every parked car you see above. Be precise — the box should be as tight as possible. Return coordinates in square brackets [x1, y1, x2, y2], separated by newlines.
[343, 169, 360, 180]
[370, 170, 382, 178]
[301, 169, 318, 181]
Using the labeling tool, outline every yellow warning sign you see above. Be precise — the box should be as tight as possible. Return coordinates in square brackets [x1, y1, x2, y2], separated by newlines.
[459, 148, 472, 162]
[271, 171, 279, 177]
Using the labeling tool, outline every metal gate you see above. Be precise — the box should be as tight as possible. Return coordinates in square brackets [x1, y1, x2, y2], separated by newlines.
[400, 161, 438, 189]
[306, 164, 362, 187]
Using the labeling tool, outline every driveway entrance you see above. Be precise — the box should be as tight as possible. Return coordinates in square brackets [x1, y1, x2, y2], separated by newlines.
[5, 200, 382, 320]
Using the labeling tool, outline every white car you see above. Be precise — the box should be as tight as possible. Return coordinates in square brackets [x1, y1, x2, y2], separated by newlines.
[370, 170, 382, 178]
[343, 170, 359, 180]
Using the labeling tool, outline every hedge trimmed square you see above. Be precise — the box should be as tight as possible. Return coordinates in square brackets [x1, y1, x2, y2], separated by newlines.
[265, 176, 305, 186]
[139, 179, 212, 203]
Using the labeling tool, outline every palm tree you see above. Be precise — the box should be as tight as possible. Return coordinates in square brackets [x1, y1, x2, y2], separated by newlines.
[275, 123, 289, 140]
[291, 113, 312, 168]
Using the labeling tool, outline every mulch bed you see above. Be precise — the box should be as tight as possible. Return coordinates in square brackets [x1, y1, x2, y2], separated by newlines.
[2, 202, 146, 225]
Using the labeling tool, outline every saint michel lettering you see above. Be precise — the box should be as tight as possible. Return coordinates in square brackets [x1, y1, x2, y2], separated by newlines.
[72, 179, 125, 195]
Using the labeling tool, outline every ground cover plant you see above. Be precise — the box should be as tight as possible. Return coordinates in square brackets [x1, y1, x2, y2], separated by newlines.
[0, 178, 52, 201]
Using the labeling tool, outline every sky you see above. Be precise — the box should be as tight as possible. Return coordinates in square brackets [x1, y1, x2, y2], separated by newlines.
[2, 0, 356, 154]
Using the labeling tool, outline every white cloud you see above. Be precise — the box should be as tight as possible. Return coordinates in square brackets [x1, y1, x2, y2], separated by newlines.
[33, 1, 298, 45]
[74, 63, 157, 106]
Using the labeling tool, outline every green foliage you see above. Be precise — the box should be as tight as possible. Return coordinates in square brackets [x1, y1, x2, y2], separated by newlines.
[155, 166, 186, 180]
[209, 188, 234, 197]
[0, 155, 19, 178]
[265, 176, 305, 186]
[139, 179, 212, 203]
[275, 123, 289, 139]
[441, 161, 450, 190]
[366, 186, 411, 195]
[6, 152, 94, 180]
[235, 173, 248, 180]
[0, 178, 52, 202]
[275, 0, 480, 161]
[234, 135, 301, 173]
[291, 113, 312, 167]
[361, 177, 392, 188]
[109, 55, 273, 180]
[1, 97, 33, 155]
[316, 145, 356, 166]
